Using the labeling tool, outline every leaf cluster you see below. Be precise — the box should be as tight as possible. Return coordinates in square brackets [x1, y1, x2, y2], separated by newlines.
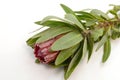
[26, 4, 120, 80]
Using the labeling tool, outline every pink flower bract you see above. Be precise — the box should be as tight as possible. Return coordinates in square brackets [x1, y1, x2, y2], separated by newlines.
[34, 35, 63, 64]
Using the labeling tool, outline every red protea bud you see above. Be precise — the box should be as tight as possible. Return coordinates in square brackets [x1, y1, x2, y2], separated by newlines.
[34, 35, 63, 64]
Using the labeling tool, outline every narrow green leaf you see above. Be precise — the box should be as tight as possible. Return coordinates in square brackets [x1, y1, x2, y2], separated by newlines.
[109, 10, 117, 16]
[90, 9, 110, 20]
[82, 38, 87, 58]
[35, 20, 78, 31]
[36, 27, 73, 43]
[60, 4, 75, 15]
[111, 24, 120, 39]
[96, 28, 110, 51]
[53, 59, 71, 68]
[55, 44, 79, 65]
[35, 21, 41, 25]
[75, 12, 97, 26]
[85, 19, 97, 26]
[40, 16, 74, 26]
[26, 38, 38, 48]
[60, 4, 86, 30]
[54, 63, 68, 68]
[77, 15, 94, 21]
[40, 16, 66, 24]
[87, 35, 94, 61]
[111, 31, 120, 39]
[65, 14, 85, 30]
[64, 66, 68, 78]
[51, 31, 83, 51]
[110, 4, 120, 12]
[108, 4, 120, 18]
[102, 39, 111, 62]
[96, 34, 108, 51]
[65, 44, 83, 79]
[30, 27, 53, 39]
[112, 27, 120, 33]
[75, 11, 96, 19]
[52, 61, 71, 69]
[113, 5, 120, 11]
[91, 28, 104, 41]
[35, 20, 72, 27]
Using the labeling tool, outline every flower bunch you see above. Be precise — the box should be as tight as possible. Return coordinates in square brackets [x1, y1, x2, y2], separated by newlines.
[27, 4, 120, 80]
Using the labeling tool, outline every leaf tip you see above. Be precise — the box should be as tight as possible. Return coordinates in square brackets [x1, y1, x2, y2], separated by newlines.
[60, 4, 65, 7]
[64, 74, 69, 80]
[34, 21, 41, 25]
[87, 57, 91, 63]
[55, 60, 59, 66]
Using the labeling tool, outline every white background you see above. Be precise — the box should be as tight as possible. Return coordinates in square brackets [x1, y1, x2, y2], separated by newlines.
[0, 0, 120, 80]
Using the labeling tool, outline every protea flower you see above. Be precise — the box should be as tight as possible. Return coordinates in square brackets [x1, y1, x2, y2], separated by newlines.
[34, 35, 63, 63]
[26, 4, 120, 80]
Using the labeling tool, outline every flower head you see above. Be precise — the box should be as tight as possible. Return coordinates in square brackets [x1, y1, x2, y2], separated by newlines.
[34, 35, 63, 64]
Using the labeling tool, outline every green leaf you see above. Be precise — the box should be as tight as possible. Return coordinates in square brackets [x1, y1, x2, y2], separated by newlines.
[51, 31, 83, 51]
[54, 63, 68, 68]
[65, 14, 85, 30]
[35, 20, 72, 27]
[108, 10, 117, 16]
[40, 16, 65, 24]
[30, 28, 53, 39]
[87, 35, 94, 61]
[60, 4, 75, 15]
[64, 38, 87, 79]
[96, 35, 107, 51]
[108, 4, 120, 18]
[114, 5, 120, 11]
[75, 11, 97, 26]
[35, 20, 77, 31]
[91, 9, 110, 20]
[111, 24, 120, 39]
[112, 26, 120, 33]
[55, 44, 79, 65]
[111, 31, 120, 39]
[82, 38, 87, 58]
[65, 44, 83, 79]
[102, 39, 111, 62]
[36, 27, 73, 43]
[60, 4, 86, 30]
[96, 28, 110, 51]
[53, 59, 71, 68]
[26, 38, 38, 48]
[110, 4, 120, 12]
[91, 28, 104, 41]
[40, 16, 74, 26]
[85, 19, 97, 26]
[77, 15, 93, 21]
[75, 11, 96, 19]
